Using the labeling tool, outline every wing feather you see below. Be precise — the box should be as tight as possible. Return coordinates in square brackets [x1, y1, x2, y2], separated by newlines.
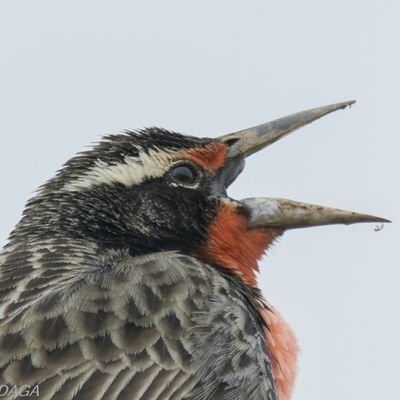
[0, 243, 276, 399]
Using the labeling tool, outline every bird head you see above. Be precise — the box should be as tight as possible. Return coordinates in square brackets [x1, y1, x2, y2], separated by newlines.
[11, 101, 388, 287]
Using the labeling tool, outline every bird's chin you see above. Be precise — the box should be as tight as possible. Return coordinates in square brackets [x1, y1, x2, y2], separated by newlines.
[196, 197, 281, 286]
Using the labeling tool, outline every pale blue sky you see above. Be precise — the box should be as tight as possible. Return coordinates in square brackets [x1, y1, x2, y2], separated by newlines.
[0, 1, 398, 399]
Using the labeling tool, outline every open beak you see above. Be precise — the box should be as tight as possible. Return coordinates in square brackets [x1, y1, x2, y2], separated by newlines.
[218, 101, 390, 229]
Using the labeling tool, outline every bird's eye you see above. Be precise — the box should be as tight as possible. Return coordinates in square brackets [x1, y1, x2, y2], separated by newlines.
[168, 163, 199, 186]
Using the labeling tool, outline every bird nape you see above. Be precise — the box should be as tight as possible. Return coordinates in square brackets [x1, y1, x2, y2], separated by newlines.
[0, 101, 389, 400]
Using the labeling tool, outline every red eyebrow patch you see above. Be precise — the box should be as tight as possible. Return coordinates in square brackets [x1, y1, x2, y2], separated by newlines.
[183, 142, 227, 170]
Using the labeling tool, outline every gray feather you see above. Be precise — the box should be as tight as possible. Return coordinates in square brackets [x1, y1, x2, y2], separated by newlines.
[0, 241, 275, 400]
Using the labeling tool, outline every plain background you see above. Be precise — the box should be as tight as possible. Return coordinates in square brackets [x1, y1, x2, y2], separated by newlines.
[0, 1, 398, 399]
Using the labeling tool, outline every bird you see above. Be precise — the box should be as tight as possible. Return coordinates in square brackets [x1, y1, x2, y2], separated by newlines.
[0, 101, 389, 400]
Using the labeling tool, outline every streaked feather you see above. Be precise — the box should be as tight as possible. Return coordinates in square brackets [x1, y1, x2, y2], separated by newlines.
[0, 243, 275, 399]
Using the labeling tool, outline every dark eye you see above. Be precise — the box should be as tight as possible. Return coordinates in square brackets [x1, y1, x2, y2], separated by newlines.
[169, 163, 199, 186]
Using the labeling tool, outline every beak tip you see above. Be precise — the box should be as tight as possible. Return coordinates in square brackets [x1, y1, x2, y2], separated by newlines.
[323, 99, 356, 113]
[341, 99, 356, 109]
[349, 212, 390, 225]
[376, 217, 391, 224]
[358, 213, 391, 224]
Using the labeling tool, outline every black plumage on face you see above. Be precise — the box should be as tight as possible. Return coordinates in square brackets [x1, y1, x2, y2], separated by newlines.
[9, 128, 234, 257]
[58, 179, 217, 255]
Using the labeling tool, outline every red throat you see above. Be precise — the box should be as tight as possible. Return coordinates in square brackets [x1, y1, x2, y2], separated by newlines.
[196, 202, 280, 286]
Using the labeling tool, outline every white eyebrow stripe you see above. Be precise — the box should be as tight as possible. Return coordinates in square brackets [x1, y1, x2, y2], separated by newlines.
[62, 148, 178, 192]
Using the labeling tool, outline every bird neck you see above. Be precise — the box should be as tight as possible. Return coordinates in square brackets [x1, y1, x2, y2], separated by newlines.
[195, 200, 297, 400]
